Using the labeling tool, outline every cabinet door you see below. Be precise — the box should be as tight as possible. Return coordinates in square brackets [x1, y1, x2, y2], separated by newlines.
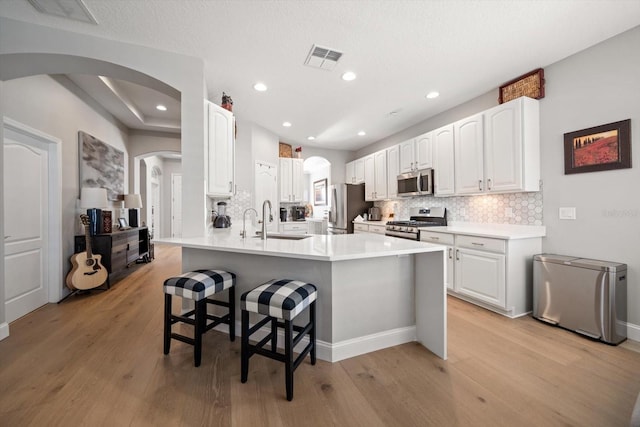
[432, 124, 455, 196]
[291, 158, 304, 202]
[363, 154, 376, 201]
[454, 113, 484, 195]
[354, 158, 365, 184]
[386, 145, 399, 199]
[374, 150, 387, 200]
[207, 101, 234, 196]
[399, 139, 415, 173]
[484, 99, 523, 193]
[279, 158, 293, 202]
[455, 247, 505, 308]
[345, 161, 356, 184]
[415, 131, 433, 169]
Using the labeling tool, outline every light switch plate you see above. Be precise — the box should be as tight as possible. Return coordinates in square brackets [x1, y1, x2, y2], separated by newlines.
[559, 207, 576, 220]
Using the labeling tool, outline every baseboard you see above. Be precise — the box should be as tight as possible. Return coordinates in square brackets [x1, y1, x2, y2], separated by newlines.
[213, 321, 416, 362]
[628, 321, 640, 342]
[0, 322, 9, 341]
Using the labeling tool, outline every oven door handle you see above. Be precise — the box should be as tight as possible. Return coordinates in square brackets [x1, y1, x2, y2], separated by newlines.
[385, 230, 417, 240]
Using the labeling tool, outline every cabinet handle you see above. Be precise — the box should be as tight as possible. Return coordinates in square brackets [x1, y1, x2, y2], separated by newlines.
[487, 178, 492, 190]
[410, 161, 414, 170]
[456, 249, 460, 261]
[229, 181, 233, 192]
[448, 247, 453, 259]
[431, 236, 440, 240]
[471, 242, 485, 246]
[478, 180, 483, 191]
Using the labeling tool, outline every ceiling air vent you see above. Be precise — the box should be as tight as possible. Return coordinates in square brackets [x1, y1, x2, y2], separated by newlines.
[304, 44, 343, 71]
[27, 0, 98, 24]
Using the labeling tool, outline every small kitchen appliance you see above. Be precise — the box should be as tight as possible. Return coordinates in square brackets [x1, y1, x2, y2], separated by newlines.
[213, 201, 232, 228]
[368, 207, 382, 221]
[291, 206, 306, 221]
[279, 207, 288, 222]
[385, 207, 446, 240]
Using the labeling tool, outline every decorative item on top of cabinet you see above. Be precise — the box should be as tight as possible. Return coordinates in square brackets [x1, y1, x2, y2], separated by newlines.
[498, 68, 545, 104]
[221, 92, 233, 111]
[205, 99, 235, 197]
[279, 142, 292, 158]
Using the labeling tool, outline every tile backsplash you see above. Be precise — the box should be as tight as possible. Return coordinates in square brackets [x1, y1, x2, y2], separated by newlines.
[376, 192, 543, 225]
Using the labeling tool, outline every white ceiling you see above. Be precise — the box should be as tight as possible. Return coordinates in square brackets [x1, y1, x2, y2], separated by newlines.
[2, 0, 640, 151]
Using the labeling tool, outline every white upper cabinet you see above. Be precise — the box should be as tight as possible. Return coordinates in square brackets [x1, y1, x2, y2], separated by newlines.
[364, 151, 388, 201]
[399, 138, 416, 173]
[414, 131, 433, 170]
[454, 97, 540, 195]
[454, 112, 485, 195]
[345, 158, 365, 184]
[399, 133, 432, 173]
[279, 158, 304, 203]
[386, 144, 400, 199]
[484, 97, 540, 193]
[206, 100, 235, 197]
[432, 124, 455, 196]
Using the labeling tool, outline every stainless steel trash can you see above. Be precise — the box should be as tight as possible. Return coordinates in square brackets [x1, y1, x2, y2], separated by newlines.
[533, 254, 627, 345]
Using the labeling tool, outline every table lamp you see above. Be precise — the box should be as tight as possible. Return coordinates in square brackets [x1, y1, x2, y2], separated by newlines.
[80, 187, 108, 235]
[125, 194, 143, 228]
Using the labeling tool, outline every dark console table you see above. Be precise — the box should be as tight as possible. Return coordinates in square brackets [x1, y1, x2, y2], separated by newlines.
[74, 227, 151, 284]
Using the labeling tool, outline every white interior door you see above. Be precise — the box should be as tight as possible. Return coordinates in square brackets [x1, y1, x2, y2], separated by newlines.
[171, 174, 182, 238]
[4, 132, 49, 322]
[254, 161, 277, 231]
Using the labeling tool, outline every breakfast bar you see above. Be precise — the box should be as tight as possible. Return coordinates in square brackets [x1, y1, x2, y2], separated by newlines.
[157, 231, 446, 362]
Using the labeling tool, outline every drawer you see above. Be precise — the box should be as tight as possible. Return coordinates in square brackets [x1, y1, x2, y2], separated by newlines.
[368, 225, 386, 235]
[456, 234, 505, 254]
[353, 223, 368, 232]
[111, 251, 127, 271]
[420, 231, 454, 245]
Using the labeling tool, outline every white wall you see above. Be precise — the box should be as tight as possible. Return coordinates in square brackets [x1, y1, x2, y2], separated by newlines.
[162, 158, 182, 237]
[3, 74, 128, 282]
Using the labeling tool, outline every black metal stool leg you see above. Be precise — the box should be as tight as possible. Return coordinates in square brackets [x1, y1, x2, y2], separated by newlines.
[229, 286, 236, 341]
[271, 317, 278, 352]
[310, 301, 317, 365]
[163, 294, 172, 355]
[285, 319, 294, 401]
[241, 310, 249, 383]
[194, 299, 205, 367]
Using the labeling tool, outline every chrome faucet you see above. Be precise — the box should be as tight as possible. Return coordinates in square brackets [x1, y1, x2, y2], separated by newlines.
[240, 208, 258, 239]
[260, 199, 273, 240]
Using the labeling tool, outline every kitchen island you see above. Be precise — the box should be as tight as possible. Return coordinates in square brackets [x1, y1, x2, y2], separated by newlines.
[156, 230, 446, 362]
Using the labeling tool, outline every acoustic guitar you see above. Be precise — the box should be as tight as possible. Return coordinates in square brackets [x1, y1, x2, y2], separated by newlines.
[66, 214, 108, 290]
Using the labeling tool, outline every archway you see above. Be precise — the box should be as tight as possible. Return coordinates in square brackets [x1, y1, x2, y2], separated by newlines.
[303, 156, 331, 218]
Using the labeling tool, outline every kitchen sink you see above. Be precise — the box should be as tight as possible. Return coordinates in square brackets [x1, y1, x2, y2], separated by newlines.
[253, 233, 311, 240]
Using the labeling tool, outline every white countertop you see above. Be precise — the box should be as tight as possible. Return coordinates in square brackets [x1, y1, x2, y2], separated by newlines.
[420, 222, 546, 239]
[156, 228, 445, 261]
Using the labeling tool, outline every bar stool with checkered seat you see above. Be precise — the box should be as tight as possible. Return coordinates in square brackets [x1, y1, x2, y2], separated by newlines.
[163, 269, 236, 367]
[240, 278, 317, 401]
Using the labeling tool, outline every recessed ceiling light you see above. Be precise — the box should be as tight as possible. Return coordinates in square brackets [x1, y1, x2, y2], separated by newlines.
[426, 91, 440, 99]
[253, 82, 267, 92]
[307, 136, 315, 141]
[357, 131, 366, 136]
[342, 71, 357, 81]
[283, 122, 292, 127]
[156, 104, 167, 111]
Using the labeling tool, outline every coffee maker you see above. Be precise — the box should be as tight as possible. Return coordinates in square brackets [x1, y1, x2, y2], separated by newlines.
[212, 201, 231, 228]
[291, 206, 306, 221]
[280, 207, 288, 222]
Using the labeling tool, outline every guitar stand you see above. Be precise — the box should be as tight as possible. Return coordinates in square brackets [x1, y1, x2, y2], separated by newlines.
[58, 280, 110, 304]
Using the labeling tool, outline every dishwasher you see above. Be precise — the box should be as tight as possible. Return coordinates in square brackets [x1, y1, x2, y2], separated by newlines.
[533, 254, 627, 345]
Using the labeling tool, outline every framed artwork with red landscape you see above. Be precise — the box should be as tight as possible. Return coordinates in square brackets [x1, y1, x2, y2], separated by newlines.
[564, 119, 631, 174]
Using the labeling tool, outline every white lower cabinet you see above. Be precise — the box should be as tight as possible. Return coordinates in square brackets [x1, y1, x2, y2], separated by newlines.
[353, 223, 386, 235]
[421, 230, 541, 318]
[278, 222, 308, 235]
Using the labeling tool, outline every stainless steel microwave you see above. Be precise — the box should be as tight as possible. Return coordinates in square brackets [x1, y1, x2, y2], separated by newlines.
[397, 168, 433, 197]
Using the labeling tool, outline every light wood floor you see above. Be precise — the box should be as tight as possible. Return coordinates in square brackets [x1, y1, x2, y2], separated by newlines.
[1, 244, 639, 426]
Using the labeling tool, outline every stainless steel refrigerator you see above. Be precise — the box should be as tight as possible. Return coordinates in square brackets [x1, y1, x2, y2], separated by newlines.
[327, 184, 373, 234]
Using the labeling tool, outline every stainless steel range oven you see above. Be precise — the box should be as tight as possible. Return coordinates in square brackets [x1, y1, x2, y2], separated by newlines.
[385, 207, 447, 240]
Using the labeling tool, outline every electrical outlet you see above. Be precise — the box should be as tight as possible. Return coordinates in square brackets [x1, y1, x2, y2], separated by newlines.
[504, 207, 514, 218]
[559, 207, 576, 220]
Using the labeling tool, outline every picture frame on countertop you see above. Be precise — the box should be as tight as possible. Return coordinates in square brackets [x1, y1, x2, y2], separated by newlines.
[313, 179, 327, 206]
[563, 119, 631, 174]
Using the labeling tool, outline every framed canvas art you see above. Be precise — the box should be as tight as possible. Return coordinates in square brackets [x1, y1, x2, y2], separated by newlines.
[563, 119, 631, 174]
[79, 131, 125, 201]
